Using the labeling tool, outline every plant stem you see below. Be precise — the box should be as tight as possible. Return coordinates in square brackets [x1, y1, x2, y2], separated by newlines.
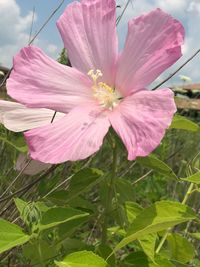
[101, 139, 118, 244]
[155, 182, 195, 254]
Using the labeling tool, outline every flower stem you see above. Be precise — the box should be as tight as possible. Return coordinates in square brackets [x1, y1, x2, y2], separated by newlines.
[155, 182, 195, 254]
[101, 139, 118, 244]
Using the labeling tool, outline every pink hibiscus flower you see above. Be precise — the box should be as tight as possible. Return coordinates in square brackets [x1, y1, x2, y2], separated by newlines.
[7, 0, 184, 164]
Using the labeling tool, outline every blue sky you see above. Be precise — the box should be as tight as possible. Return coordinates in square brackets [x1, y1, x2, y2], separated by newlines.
[1, 0, 200, 86]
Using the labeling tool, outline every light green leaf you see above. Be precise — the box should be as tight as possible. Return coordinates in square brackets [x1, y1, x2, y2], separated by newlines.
[189, 232, 200, 240]
[0, 219, 30, 253]
[14, 198, 27, 218]
[55, 250, 107, 267]
[167, 233, 195, 263]
[39, 207, 89, 231]
[137, 154, 177, 179]
[170, 115, 200, 132]
[114, 201, 196, 252]
[139, 233, 157, 261]
[181, 171, 200, 184]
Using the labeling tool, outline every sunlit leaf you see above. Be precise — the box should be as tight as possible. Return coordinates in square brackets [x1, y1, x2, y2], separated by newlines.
[125, 201, 143, 223]
[181, 171, 200, 184]
[139, 233, 157, 261]
[0, 219, 30, 253]
[170, 115, 200, 132]
[114, 201, 196, 252]
[55, 250, 107, 267]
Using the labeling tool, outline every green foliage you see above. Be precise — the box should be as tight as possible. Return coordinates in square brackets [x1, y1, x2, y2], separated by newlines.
[167, 233, 195, 263]
[0, 219, 30, 254]
[137, 154, 177, 179]
[114, 201, 196, 252]
[55, 250, 107, 267]
[48, 168, 104, 203]
[39, 207, 89, 231]
[181, 171, 200, 184]
[170, 115, 200, 132]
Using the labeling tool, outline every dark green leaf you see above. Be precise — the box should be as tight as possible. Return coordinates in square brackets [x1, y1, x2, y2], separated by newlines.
[39, 207, 89, 231]
[48, 168, 104, 203]
[137, 154, 177, 179]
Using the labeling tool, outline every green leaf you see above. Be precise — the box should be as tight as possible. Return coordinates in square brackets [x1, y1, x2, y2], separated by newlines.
[0, 219, 30, 253]
[58, 216, 89, 239]
[115, 179, 135, 203]
[0, 135, 27, 152]
[139, 233, 157, 261]
[60, 238, 93, 254]
[125, 201, 143, 223]
[14, 198, 27, 218]
[189, 232, 200, 240]
[48, 168, 104, 202]
[167, 233, 195, 263]
[55, 250, 107, 267]
[114, 201, 196, 252]
[96, 244, 115, 267]
[39, 207, 89, 231]
[23, 239, 58, 266]
[123, 251, 156, 267]
[137, 154, 177, 179]
[181, 171, 200, 184]
[170, 115, 200, 132]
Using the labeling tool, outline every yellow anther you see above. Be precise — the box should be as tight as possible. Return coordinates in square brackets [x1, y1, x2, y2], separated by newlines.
[98, 82, 114, 94]
[88, 69, 121, 110]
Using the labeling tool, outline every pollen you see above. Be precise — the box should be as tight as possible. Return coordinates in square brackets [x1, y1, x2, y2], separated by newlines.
[88, 69, 121, 110]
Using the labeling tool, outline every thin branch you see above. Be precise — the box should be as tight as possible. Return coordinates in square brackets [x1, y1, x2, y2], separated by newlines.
[51, 111, 57, 123]
[132, 170, 153, 185]
[0, 159, 32, 198]
[152, 48, 200, 90]
[28, 6, 36, 44]
[29, 0, 65, 45]
[0, 165, 58, 204]
[116, 0, 133, 26]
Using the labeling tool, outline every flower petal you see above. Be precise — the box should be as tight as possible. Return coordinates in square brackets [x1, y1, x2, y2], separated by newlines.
[7, 46, 93, 113]
[25, 104, 110, 163]
[116, 9, 184, 96]
[57, 0, 118, 85]
[109, 89, 176, 160]
[0, 100, 65, 132]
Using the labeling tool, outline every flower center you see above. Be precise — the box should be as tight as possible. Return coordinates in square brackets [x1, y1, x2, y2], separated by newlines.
[88, 69, 121, 110]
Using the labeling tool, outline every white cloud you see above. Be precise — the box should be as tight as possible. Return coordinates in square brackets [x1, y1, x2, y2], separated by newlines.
[0, 0, 59, 67]
[187, 1, 200, 14]
[154, 0, 188, 14]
